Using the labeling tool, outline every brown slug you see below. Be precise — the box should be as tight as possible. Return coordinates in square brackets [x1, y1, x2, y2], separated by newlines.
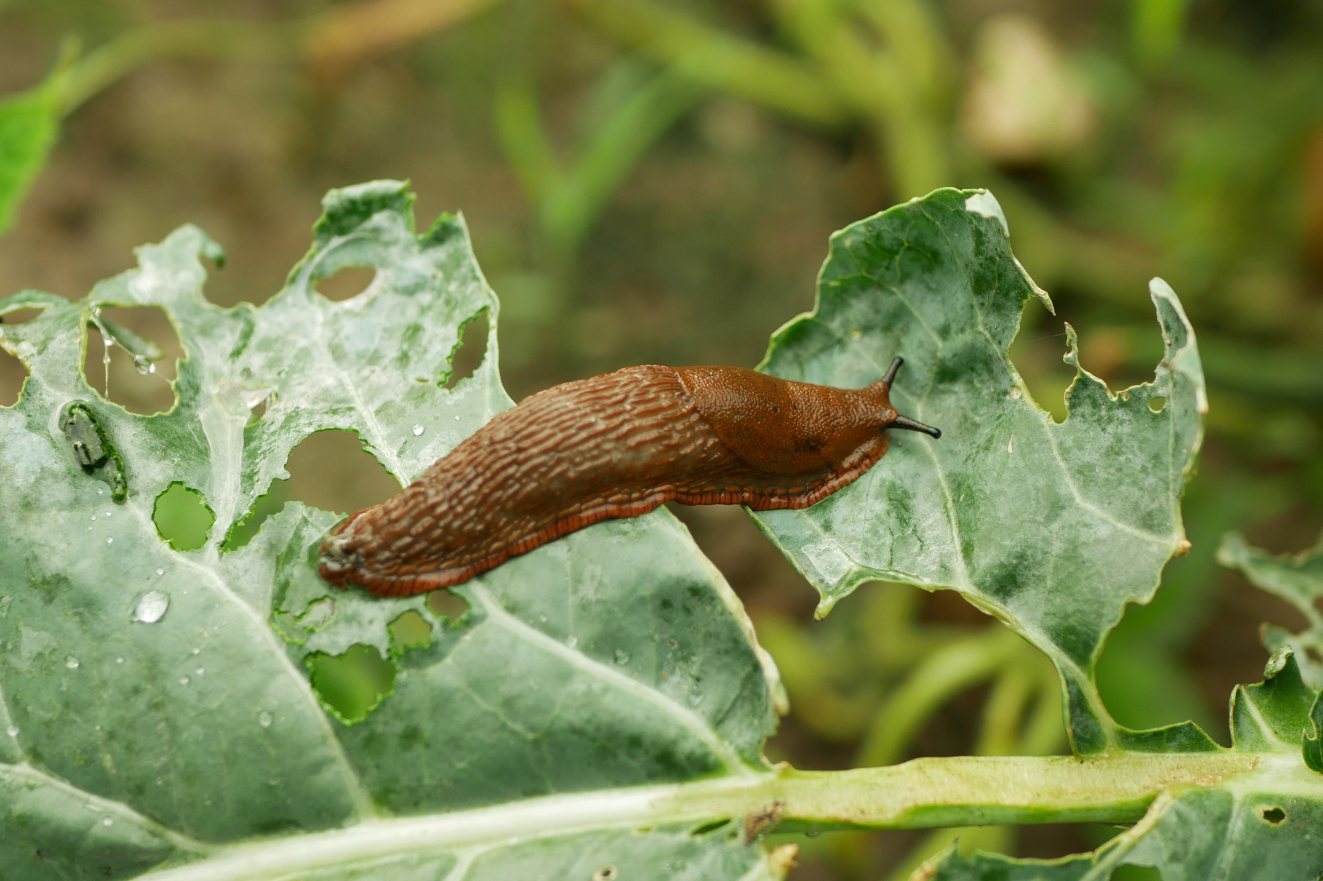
[318, 357, 939, 597]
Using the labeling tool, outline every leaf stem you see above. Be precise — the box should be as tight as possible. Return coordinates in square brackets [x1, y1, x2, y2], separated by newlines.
[132, 752, 1262, 881]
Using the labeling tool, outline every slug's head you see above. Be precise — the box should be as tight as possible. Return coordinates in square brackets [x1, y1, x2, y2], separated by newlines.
[318, 514, 368, 589]
[878, 357, 942, 440]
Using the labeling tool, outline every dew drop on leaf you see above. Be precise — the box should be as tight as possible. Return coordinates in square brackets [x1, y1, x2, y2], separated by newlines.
[101, 816, 113, 827]
[179, 676, 189, 686]
[64, 655, 79, 670]
[115, 656, 123, 664]
[106, 537, 113, 545]
[194, 667, 204, 677]
[614, 649, 630, 665]
[566, 636, 578, 648]
[6, 725, 17, 737]
[258, 711, 272, 728]
[412, 424, 424, 436]
[132, 590, 169, 624]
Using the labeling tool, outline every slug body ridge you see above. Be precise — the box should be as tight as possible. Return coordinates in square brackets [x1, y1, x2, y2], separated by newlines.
[319, 360, 938, 596]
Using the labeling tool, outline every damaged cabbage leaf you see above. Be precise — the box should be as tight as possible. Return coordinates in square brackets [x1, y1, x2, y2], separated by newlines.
[1218, 529, 1323, 690]
[921, 651, 1323, 881]
[0, 181, 784, 881]
[749, 189, 1206, 754]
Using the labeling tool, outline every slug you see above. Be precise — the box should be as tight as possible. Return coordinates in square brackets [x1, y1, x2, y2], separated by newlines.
[318, 357, 939, 597]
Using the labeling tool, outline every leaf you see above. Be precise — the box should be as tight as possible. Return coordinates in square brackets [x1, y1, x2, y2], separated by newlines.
[919, 654, 1323, 881]
[0, 47, 71, 237]
[0, 181, 787, 880]
[748, 189, 1207, 753]
[1217, 529, 1323, 689]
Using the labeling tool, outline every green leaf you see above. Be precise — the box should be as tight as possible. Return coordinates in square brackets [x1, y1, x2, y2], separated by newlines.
[0, 181, 786, 880]
[748, 188, 1207, 753]
[1217, 529, 1323, 690]
[921, 654, 1323, 881]
[0, 50, 70, 237]
[920, 846, 1096, 880]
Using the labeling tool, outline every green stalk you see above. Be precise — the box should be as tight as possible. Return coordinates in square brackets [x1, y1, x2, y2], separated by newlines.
[569, 0, 850, 128]
[133, 753, 1265, 881]
[856, 626, 1023, 767]
[63, 18, 311, 113]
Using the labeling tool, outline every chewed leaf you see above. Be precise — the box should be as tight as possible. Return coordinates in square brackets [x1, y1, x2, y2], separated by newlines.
[0, 181, 782, 880]
[1218, 529, 1323, 689]
[749, 189, 1206, 754]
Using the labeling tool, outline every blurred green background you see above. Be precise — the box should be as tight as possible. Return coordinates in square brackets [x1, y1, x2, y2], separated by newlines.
[1, 1, 1321, 877]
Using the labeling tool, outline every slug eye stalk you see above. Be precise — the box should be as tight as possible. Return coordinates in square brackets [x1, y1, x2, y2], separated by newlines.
[889, 415, 942, 439]
[879, 356, 942, 439]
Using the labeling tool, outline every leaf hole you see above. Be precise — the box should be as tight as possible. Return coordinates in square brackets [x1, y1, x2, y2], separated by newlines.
[426, 589, 470, 625]
[221, 479, 290, 551]
[1258, 805, 1286, 825]
[153, 483, 215, 551]
[1148, 395, 1167, 413]
[284, 429, 400, 514]
[306, 644, 395, 724]
[389, 610, 432, 654]
[688, 819, 730, 837]
[315, 266, 377, 302]
[591, 865, 618, 881]
[82, 305, 182, 415]
[443, 308, 489, 390]
[1, 307, 43, 325]
[0, 346, 26, 407]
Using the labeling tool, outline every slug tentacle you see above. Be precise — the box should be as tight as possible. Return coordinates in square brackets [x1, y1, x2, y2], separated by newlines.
[318, 359, 939, 596]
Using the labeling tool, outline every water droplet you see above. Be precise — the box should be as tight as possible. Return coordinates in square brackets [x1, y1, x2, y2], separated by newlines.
[90, 514, 96, 521]
[155, 568, 164, 576]
[65, 655, 80, 670]
[539, 614, 548, 623]
[115, 656, 124, 664]
[1010, 387, 1022, 399]
[104, 511, 112, 517]
[88, 526, 93, 531]
[191, 647, 201, 655]
[238, 387, 272, 410]
[6, 725, 17, 737]
[412, 424, 424, 436]
[194, 667, 204, 677]
[97, 487, 104, 495]
[614, 649, 631, 665]
[132, 590, 169, 624]
[179, 676, 189, 686]
[106, 537, 113, 545]
[133, 354, 152, 375]
[101, 816, 114, 826]
[258, 711, 273, 728]
[566, 636, 578, 649]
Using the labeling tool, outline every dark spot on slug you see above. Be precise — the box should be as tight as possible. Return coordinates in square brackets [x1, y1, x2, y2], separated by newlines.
[318, 358, 940, 596]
